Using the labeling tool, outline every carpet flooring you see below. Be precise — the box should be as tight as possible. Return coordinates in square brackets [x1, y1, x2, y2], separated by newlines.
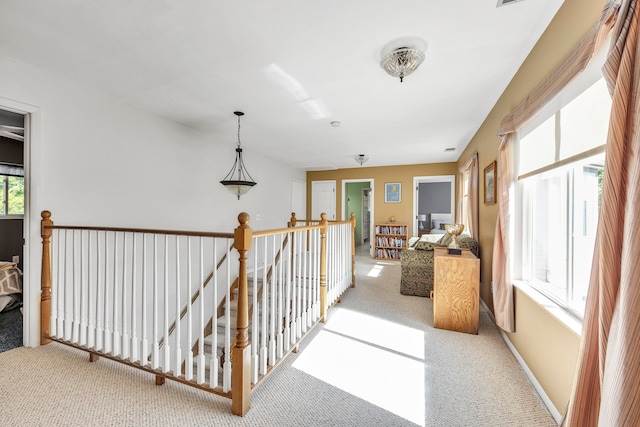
[0, 249, 555, 426]
[0, 306, 22, 353]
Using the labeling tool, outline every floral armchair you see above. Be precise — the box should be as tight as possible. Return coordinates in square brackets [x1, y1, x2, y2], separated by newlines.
[399, 234, 479, 297]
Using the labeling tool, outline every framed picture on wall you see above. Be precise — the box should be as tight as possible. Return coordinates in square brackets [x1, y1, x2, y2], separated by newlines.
[385, 182, 401, 203]
[484, 161, 496, 205]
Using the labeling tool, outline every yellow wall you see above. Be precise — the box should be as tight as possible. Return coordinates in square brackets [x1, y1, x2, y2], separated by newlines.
[307, 162, 457, 236]
[456, 0, 606, 415]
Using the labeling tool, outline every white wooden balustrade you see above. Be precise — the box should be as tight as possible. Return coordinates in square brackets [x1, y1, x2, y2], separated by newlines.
[40, 211, 355, 416]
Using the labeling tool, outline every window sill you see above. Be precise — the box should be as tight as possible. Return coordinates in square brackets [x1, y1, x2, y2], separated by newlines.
[512, 280, 582, 337]
[0, 215, 24, 220]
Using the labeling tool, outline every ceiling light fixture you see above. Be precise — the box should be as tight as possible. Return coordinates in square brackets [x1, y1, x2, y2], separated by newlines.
[220, 111, 257, 200]
[380, 46, 425, 82]
[355, 154, 369, 166]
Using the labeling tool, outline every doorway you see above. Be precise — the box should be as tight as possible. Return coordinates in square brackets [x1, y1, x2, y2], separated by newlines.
[413, 175, 455, 237]
[343, 179, 374, 257]
[0, 108, 26, 352]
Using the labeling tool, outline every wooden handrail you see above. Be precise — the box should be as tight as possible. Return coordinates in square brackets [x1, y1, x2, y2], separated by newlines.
[43, 224, 233, 239]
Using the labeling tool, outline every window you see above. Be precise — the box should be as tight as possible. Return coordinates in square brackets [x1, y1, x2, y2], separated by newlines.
[0, 163, 24, 216]
[518, 78, 610, 318]
[521, 155, 603, 315]
[461, 172, 470, 230]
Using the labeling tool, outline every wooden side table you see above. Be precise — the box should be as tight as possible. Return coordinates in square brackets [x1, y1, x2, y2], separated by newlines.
[417, 229, 431, 237]
[432, 247, 480, 334]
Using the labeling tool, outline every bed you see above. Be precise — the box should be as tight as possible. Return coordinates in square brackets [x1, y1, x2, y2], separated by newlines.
[0, 262, 22, 312]
[429, 213, 453, 235]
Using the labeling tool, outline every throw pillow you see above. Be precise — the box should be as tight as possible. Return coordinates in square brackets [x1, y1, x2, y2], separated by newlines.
[436, 233, 453, 246]
[414, 241, 446, 251]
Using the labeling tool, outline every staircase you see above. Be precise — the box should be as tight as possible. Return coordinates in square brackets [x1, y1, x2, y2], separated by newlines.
[198, 264, 318, 389]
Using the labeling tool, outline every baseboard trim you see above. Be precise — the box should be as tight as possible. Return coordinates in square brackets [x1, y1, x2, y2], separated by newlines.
[479, 299, 563, 424]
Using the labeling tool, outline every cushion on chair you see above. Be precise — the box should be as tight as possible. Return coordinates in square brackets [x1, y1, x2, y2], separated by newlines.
[436, 233, 453, 246]
[400, 235, 479, 297]
[414, 240, 445, 251]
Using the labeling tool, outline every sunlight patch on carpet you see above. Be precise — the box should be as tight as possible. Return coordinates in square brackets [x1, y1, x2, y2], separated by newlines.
[324, 308, 424, 360]
[293, 311, 425, 426]
[367, 264, 384, 277]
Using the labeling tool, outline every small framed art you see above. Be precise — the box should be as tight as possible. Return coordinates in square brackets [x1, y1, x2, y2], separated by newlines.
[484, 161, 496, 205]
[385, 182, 401, 203]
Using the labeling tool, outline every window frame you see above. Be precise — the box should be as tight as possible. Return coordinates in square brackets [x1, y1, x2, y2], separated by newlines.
[519, 154, 604, 319]
[515, 73, 610, 320]
[0, 163, 25, 218]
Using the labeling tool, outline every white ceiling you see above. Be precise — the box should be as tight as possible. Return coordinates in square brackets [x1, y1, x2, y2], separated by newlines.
[0, 0, 564, 170]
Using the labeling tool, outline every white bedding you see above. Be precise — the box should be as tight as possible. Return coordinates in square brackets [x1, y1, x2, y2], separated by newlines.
[0, 262, 22, 312]
[430, 213, 452, 234]
[418, 234, 442, 243]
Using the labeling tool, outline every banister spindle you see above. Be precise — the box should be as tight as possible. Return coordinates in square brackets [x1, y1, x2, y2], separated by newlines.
[319, 212, 328, 323]
[174, 235, 182, 377]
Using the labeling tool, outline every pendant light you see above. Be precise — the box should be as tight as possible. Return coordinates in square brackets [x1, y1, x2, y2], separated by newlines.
[220, 111, 257, 199]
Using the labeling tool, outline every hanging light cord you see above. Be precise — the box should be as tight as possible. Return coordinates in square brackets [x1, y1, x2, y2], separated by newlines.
[237, 114, 242, 148]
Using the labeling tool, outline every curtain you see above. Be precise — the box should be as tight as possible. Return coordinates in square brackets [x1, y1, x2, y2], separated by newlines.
[491, 136, 515, 332]
[489, 1, 619, 333]
[457, 153, 478, 239]
[498, 3, 619, 136]
[563, 0, 640, 425]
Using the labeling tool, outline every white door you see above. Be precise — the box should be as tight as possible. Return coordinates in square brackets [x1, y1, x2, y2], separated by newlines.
[311, 180, 336, 221]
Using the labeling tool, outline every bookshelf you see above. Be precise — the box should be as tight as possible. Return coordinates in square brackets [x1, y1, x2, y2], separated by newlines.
[374, 223, 408, 260]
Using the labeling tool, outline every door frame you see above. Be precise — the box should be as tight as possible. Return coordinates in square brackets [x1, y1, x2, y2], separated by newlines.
[0, 96, 39, 347]
[413, 175, 455, 234]
[360, 187, 371, 246]
[342, 178, 374, 256]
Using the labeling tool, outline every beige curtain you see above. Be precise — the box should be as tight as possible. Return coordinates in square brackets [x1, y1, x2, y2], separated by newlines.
[563, 0, 640, 425]
[457, 152, 478, 239]
[491, 136, 515, 332]
[490, 1, 619, 333]
[498, 3, 618, 136]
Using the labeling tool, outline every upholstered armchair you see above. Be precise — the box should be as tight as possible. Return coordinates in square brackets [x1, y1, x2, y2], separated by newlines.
[400, 235, 479, 297]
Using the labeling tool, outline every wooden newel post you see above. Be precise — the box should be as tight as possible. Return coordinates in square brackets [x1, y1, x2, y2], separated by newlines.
[287, 212, 297, 228]
[232, 212, 252, 416]
[319, 212, 328, 323]
[350, 212, 356, 288]
[41, 210, 53, 345]
[288, 212, 296, 276]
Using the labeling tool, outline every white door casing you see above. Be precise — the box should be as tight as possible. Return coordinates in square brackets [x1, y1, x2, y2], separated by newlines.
[413, 175, 455, 236]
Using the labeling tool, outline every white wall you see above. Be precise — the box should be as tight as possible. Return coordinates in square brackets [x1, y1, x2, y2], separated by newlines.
[0, 56, 305, 346]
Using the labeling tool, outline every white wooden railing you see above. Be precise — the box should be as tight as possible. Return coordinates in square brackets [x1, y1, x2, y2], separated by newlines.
[40, 211, 355, 416]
